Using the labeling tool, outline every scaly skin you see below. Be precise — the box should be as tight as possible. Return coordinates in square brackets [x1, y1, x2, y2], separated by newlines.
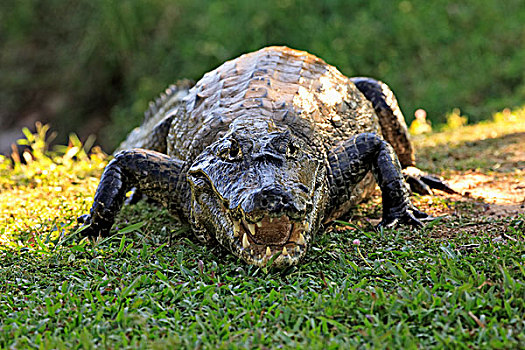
[80, 46, 445, 268]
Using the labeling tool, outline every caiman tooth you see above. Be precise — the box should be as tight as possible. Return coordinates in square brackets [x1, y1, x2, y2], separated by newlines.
[304, 221, 310, 231]
[266, 246, 272, 257]
[247, 223, 256, 236]
[297, 233, 306, 245]
[256, 221, 262, 228]
[269, 217, 274, 223]
[233, 220, 240, 237]
[282, 246, 289, 255]
[242, 233, 250, 249]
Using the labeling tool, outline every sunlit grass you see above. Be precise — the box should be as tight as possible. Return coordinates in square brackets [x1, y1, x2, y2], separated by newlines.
[0, 111, 524, 349]
[412, 105, 525, 174]
[0, 123, 107, 249]
[413, 105, 525, 149]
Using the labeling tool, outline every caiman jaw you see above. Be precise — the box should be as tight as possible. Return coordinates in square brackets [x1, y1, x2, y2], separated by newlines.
[230, 214, 311, 267]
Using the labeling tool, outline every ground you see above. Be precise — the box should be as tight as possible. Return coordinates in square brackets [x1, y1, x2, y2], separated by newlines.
[413, 112, 524, 239]
[414, 114, 524, 214]
[0, 110, 523, 349]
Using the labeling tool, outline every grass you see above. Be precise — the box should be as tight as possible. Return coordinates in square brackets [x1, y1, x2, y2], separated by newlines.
[0, 113, 524, 349]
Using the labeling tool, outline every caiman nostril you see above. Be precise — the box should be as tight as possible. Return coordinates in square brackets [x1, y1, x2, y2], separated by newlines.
[248, 185, 310, 219]
[256, 186, 288, 211]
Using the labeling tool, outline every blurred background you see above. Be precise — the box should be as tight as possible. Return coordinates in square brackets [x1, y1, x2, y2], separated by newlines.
[1, 0, 524, 154]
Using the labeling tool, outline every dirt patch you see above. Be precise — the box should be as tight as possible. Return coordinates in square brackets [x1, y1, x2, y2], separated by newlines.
[408, 169, 523, 238]
[445, 170, 524, 217]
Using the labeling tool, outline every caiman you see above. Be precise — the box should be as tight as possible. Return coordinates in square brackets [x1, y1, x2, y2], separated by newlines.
[79, 46, 453, 268]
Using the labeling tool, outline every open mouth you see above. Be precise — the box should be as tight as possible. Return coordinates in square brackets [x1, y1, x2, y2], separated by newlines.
[188, 171, 322, 267]
[231, 214, 310, 264]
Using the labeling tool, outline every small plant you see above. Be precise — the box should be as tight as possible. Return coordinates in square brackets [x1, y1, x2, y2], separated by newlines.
[409, 108, 433, 135]
[492, 106, 524, 123]
[444, 108, 468, 130]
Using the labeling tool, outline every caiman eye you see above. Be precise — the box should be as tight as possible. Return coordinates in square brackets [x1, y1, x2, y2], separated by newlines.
[286, 142, 298, 158]
[217, 139, 242, 161]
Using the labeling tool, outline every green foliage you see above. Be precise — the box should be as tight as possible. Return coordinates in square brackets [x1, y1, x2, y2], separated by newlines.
[1, 117, 524, 348]
[1, 0, 524, 150]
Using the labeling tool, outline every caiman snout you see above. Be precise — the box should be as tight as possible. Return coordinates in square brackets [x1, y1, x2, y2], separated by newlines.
[232, 184, 313, 252]
[246, 185, 312, 220]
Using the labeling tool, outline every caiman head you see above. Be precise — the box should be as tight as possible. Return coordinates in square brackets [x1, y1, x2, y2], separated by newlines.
[188, 118, 327, 268]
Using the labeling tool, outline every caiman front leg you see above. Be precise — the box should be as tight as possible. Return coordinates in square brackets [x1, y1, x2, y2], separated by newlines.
[79, 149, 188, 237]
[328, 133, 431, 228]
[351, 77, 457, 196]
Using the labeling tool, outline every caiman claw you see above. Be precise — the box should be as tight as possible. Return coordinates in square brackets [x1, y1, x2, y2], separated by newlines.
[403, 166, 458, 195]
[76, 214, 108, 237]
[377, 204, 433, 230]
